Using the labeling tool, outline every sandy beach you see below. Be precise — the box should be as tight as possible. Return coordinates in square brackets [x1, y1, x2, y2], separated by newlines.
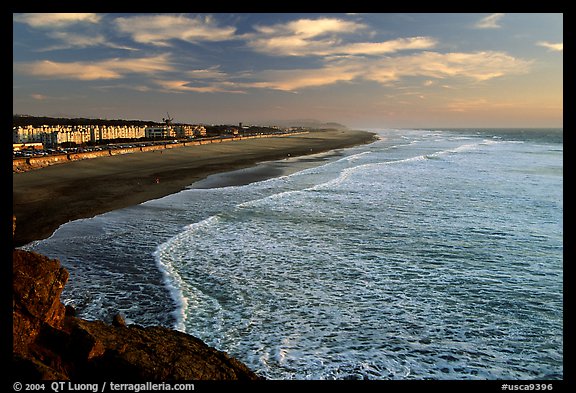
[13, 129, 376, 247]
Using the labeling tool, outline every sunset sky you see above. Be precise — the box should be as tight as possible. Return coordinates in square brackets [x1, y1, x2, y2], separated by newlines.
[13, 13, 563, 129]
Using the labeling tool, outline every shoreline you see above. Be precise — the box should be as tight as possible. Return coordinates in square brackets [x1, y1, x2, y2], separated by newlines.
[13, 129, 377, 247]
[189, 148, 347, 189]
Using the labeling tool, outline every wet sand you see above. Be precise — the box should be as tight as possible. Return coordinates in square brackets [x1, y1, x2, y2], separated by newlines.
[13, 129, 377, 247]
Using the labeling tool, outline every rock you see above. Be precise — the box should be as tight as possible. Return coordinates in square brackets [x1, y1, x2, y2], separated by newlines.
[112, 313, 127, 328]
[65, 304, 76, 317]
[12, 249, 262, 380]
[13, 354, 68, 380]
[12, 249, 69, 355]
[67, 319, 259, 380]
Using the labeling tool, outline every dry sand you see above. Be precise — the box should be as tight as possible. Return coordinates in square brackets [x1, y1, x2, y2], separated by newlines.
[13, 129, 376, 247]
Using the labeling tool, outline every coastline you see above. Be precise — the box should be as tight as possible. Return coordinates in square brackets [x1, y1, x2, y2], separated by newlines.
[13, 129, 377, 247]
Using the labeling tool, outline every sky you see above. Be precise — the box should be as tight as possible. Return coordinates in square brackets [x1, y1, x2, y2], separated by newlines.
[13, 13, 563, 129]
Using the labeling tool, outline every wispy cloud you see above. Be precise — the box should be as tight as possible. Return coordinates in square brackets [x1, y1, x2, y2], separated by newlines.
[16, 54, 174, 80]
[245, 64, 359, 91]
[244, 50, 532, 92]
[154, 79, 246, 94]
[445, 98, 491, 112]
[38, 31, 138, 51]
[45, 31, 107, 49]
[116, 48, 533, 94]
[113, 14, 236, 46]
[474, 13, 505, 29]
[536, 41, 563, 52]
[13, 13, 101, 28]
[247, 17, 436, 57]
[14, 13, 137, 51]
[185, 66, 230, 80]
[254, 17, 365, 39]
[150, 66, 250, 94]
[443, 97, 529, 113]
[31, 93, 48, 100]
[381, 51, 532, 82]
[247, 17, 364, 56]
[332, 37, 437, 56]
[12, 14, 535, 97]
[28, 92, 70, 101]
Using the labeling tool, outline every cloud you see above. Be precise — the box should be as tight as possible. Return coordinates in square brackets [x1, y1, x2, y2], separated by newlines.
[18, 60, 121, 80]
[474, 13, 505, 29]
[245, 64, 359, 91]
[13, 13, 101, 28]
[14, 13, 137, 51]
[254, 17, 365, 39]
[154, 79, 215, 93]
[374, 51, 532, 82]
[37, 31, 108, 51]
[536, 41, 563, 52]
[13, 14, 533, 97]
[445, 98, 491, 112]
[333, 37, 437, 56]
[150, 66, 250, 93]
[153, 79, 245, 94]
[186, 66, 229, 80]
[150, 48, 531, 94]
[113, 14, 236, 46]
[243, 50, 532, 91]
[38, 31, 138, 51]
[16, 55, 174, 80]
[246, 17, 360, 56]
[239, 17, 528, 92]
[248, 16, 436, 57]
[31, 93, 48, 100]
[443, 97, 530, 113]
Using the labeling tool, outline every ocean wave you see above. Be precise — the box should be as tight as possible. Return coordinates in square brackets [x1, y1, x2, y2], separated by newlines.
[38, 128, 563, 379]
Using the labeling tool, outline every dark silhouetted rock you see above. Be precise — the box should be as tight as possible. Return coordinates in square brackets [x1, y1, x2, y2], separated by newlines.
[112, 313, 127, 328]
[65, 304, 76, 317]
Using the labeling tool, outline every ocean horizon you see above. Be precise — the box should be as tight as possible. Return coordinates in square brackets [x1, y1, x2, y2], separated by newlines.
[24, 127, 563, 380]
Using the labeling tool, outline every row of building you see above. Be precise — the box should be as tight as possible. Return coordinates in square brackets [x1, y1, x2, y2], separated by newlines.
[13, 123, 207, 147]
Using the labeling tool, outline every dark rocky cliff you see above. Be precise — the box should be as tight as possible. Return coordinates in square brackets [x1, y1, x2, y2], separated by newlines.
[12, 248, 262, 380]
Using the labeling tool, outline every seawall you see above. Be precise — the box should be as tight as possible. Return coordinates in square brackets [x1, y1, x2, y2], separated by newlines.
[13, 132, 308, 173]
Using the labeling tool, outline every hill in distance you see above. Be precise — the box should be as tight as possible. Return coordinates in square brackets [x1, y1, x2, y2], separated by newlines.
[270, 118, 348, 130]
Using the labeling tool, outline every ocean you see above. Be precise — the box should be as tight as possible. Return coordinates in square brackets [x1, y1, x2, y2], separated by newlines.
[23, 128, 563, 380]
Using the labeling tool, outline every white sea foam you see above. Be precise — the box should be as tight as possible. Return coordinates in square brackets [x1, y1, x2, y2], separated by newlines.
[154, 244, 189, 331]
[23, 128, 563, 380]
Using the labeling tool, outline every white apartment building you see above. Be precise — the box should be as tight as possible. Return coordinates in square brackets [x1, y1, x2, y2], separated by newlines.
[13, 123, 207, 147]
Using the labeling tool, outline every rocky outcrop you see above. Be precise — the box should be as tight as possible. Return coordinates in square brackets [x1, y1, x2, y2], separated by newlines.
[13, 250, 69, 356]
[12, 249, 261, 380]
